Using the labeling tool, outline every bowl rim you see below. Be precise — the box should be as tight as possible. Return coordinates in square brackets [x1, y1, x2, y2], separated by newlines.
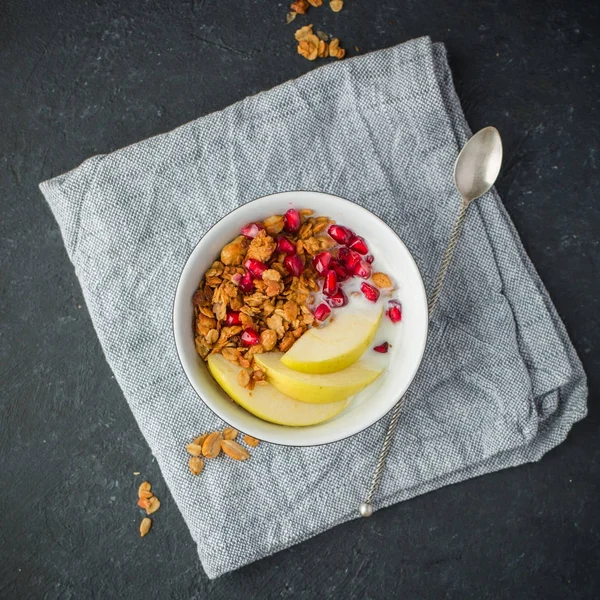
[172, 190, 429, 446]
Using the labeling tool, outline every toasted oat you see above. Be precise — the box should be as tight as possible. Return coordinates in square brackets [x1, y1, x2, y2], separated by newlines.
[238, 369, 251, 388]
[202, 431, 223, 458]
[286, 10, 298, 23]
[140, 517, 152, 537]
[221, 439, 250, 461]
[223, 427, 239, 440]
[186, 443, 204, 456]
[146, 496, 161, 515]
[188, 456, 204, 476]
[307, 0, 322, 6]
[138, 481, 152, 498]
[330, 0, 343, 12]
[372, 272, 393, 289]
[193, 433, 209, 446]
[260, 329, 278, 351]
[137, 497, 152, 510]
[244, 435, 260, 447]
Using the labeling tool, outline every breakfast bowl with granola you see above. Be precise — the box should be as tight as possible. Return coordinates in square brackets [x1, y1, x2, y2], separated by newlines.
[173, 191, 428, 446]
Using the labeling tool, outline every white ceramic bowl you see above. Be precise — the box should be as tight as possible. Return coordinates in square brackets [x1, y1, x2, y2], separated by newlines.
[173, 191, 428, 446]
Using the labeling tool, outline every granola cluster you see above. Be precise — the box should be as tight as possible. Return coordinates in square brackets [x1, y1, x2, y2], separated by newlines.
[193, 209, 335, 388]
[295, 24, 345, 60]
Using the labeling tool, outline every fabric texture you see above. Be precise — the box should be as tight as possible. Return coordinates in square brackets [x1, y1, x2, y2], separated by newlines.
[40, 37, 587, 578]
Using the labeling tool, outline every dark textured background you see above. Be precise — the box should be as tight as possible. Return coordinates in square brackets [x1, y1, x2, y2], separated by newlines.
[1, 0, 599, 598]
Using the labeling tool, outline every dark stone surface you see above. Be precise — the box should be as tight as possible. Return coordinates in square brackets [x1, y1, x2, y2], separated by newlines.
[1, 0, 599, 597]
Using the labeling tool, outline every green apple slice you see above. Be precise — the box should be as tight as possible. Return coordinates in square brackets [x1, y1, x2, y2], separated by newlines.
[281, 306, 383, 374]
[254, 352, 382, 404]
[207, 354, 347, 426]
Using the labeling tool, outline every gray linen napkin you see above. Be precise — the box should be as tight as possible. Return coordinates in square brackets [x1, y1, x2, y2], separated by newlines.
[40, 36, 587, 578]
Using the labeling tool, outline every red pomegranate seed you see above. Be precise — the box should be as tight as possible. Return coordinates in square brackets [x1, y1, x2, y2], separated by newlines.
[240, 328, 260, 346]
[284, 209, 301, 233]
[225, 311, 241, 326]
[240, 222, 263, 238]
[327, 224, 354, 245]
[313, 303, 331, 321]
[366, 255, 374, 264]
[322, 270, 338, 296]
[348, 235, 369, 254]
[341, 249, 362, 272]
[353, 260, 372, 279]
[244, 258, 268, 279]
[284, 254, 304, 277]
[238, 272, 254, 294]
[330, 259, 350, 281]
[325, 288, 348, 308]
[277, 236, 296, 256]
[360, 282, 380, 302]
[312, 251, 332, 275]
[387, 303, 402, 323]
[373, 342, 389, 353]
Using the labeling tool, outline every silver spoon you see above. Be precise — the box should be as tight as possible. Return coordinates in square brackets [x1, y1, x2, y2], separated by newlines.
[359, 126, 503, 517]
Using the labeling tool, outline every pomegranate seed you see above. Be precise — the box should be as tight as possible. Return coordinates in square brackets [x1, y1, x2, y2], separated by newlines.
[312, 251, 332, 275]
[240, 222, 263, 238]
[353, 260, 372, 279]
[284, 209, 301, 233]
[240, 328, 260, 346]
[327, 224, 354, 245]
[387, 304, 402, 323]
[284, 254, 304, 277]
[373, 342, 389, 353]
[325, 288, 348, 308]
[360, 282, 380, 302]
[313, 303, 331, 321]
[322, 270, 338, 296]
[330, 259, 350, 281]
[244, 258, 268, 279]
[277, 236, 296, 255]
[348, 235, 369, 254]
[366, 255, 374, 264]
[340, 249, 362, 272]
[238, 272, 254, 294]
[225, 311, 241, 326]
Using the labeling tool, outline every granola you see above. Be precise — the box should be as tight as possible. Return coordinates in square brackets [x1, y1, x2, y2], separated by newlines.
[192, 208, 335, 369]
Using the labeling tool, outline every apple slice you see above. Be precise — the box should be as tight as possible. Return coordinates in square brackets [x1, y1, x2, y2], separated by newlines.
[254, 353, 382, 404]
[207, 354, 347, 426]
[281, 306, 383, 374]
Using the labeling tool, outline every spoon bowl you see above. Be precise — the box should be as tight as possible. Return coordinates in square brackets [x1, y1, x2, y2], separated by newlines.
[454, 126, 503, 204]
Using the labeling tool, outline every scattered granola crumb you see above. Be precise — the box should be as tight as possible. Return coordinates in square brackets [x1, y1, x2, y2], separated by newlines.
[286, 10, 297, 23]
[329, 38, 346, 59]
[188, 456, 204, 475]
[223, 427, 239, 440]
[202, 431, 223, 458]
[140, 517, 152, 537]
[133, 472, 140, 475]
[330, 0, 343, 12]
[307, 0, 323, 6]
[290, 0, 309, 15]
[146, 497, 161, 515]
[244, 435, 260, 447]
[186, 443, 204, 456]
[221, 439, 251, 461]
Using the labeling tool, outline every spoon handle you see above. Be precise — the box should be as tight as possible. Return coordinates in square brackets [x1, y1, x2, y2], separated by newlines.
[359, 198, 469, 517]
